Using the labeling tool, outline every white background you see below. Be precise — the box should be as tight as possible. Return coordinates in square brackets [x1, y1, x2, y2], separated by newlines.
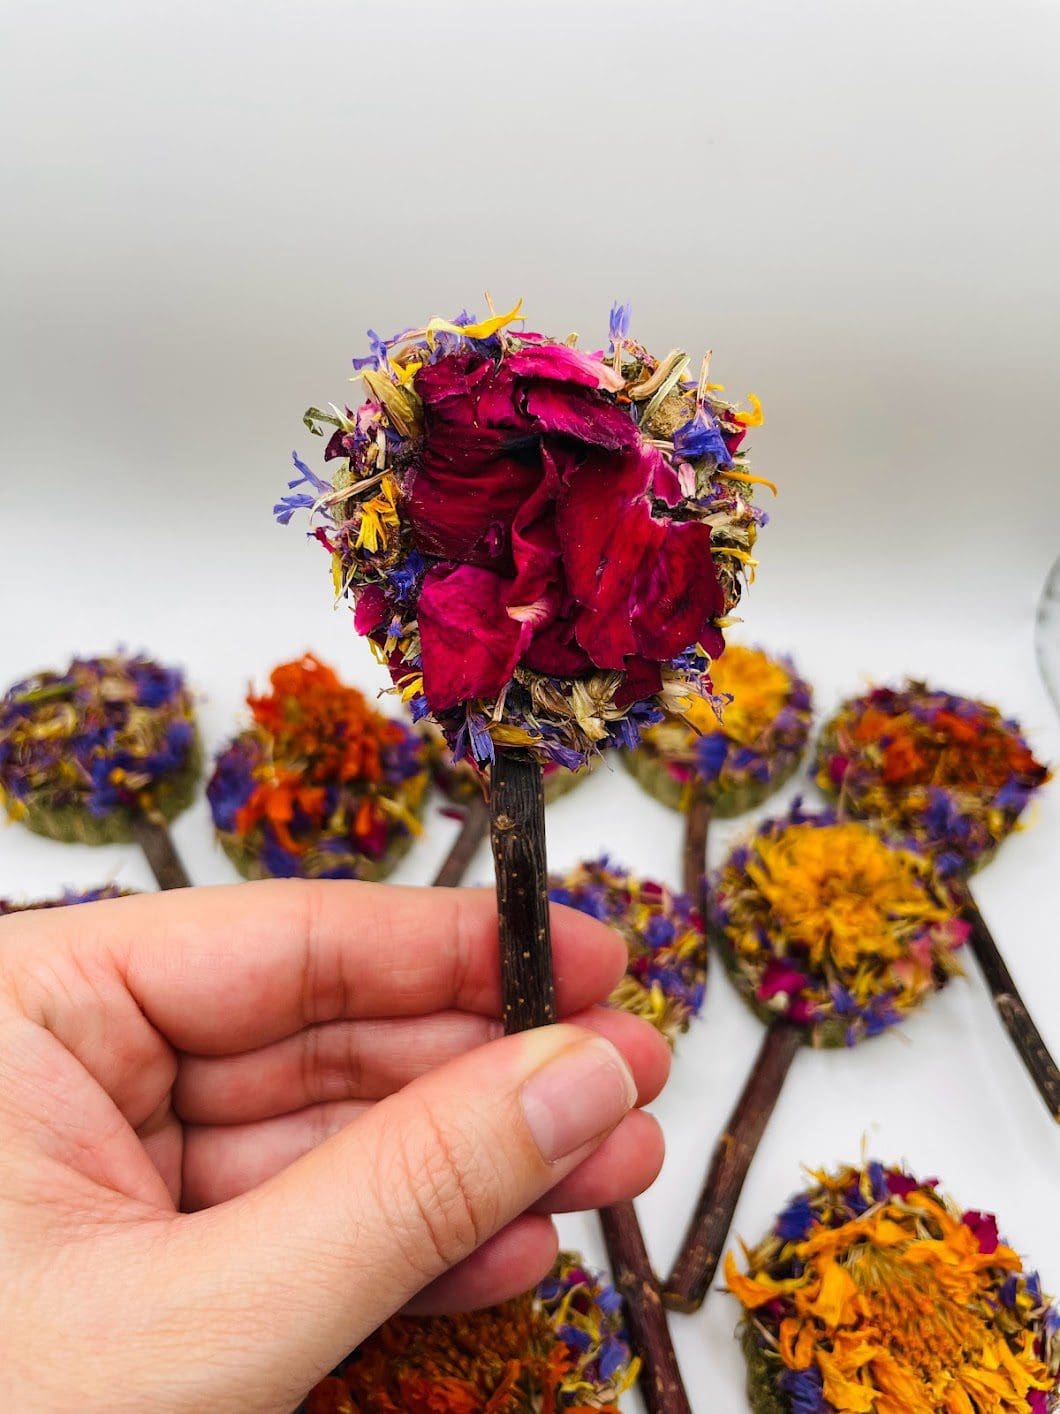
[2, 2, 1059, 1408]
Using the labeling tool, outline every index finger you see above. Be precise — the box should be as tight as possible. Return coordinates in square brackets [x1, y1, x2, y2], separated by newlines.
[5, 881, 628, 1055]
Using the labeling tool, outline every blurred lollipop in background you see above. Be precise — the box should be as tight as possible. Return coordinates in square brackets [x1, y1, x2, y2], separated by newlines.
[549, 858, 706, 1413]
[621, 645, 812, 912]
[207, 654, 428, 881]
[816, 682, 1058, 1119]
[1, 883, 131, 915]
[665, 804, 969, 1312]
[0, 653, 199, 889]
[300, 1252, 639, 1413]
[1037, 554, 1060, 717]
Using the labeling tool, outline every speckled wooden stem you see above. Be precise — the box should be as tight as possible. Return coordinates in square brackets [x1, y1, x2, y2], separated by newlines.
[432, 793, 490, 888]
[130, 814, 192, 890]
[665, 1021, 802, 1313]
[956, 881, 1060, 1122]
[682, 786, 711, 919]
[489, 749, 556, 1034]
[600, 1202, 692, 1414]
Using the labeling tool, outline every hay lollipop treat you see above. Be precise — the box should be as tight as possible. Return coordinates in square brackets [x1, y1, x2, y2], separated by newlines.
[624, 643, 812, 913]
[550, 858, 706, 1413]
[207, 654, 428, 882]
[301, 1252, 638, 1413]
[727, 1162, 1060, 1414]
[0, 653, 199, 889]
[666, 805, 968, 1312]
[817, 682, 1059, 1120]
[281, 300, 768, 1031]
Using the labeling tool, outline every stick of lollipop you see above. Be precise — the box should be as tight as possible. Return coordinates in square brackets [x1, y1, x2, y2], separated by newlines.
[550, 859, 708, 1414]
[623, 642, 810, 915]
[0, 653, 199, 891]
[279, 299, 768, 1404]
[206, 655, 429, 884]
[664, 802, 971, 1312]
[816, 682, 1059, 1120]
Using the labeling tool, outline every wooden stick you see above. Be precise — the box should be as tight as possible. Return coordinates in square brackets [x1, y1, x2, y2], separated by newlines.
[956, 882, 1060, 1122]
[489, 748, 556, 1033]
[682, 786, 711, 920]
[600, 1202, 692, 1414]
[130, 814, 192, 891]
[431, 792, 490, 888]
[665, 1021, 802, 1313]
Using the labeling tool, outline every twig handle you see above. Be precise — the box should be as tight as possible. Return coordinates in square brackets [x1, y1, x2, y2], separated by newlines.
[665, 1020, 802, 1312]
[682, 786, 711, 920]
[599, 1202, 692, 1414]
[958, 883, 1060, 1122]
[431, 793, 490, 888]
[131, 814, 192, 891]
[489, 749, 556, 1034]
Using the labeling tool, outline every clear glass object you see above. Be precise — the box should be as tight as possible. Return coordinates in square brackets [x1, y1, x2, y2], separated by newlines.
[1036, 555, 1060, 717]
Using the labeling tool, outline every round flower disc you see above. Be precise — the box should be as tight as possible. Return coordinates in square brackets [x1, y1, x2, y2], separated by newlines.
[278, 303, 771, 771]
[300, 1252, 637, 1413]
[0, 654, 200, 846]
[207, 654, 428, 882]
[623, 644, 813, 816]
[816, 681, 1052, 875]
[727, 1161, 1060, 1413]
[549, 857, 707, 1043]
[421, 719, 592, 807]
[1, 884, 131, 915]
[713, 806, 968, 1047]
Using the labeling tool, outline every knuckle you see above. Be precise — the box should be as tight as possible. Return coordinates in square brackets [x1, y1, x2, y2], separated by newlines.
[377, 1101, 490, 1277]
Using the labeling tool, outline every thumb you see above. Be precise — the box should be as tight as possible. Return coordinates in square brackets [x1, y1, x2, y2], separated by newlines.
[166, 1024, 638, 1410]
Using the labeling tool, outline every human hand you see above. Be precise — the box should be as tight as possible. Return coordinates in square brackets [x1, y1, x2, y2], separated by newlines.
[0, 882, 669, 1412]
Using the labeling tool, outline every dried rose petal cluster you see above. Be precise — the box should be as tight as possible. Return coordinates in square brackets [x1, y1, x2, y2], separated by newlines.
[278, 302, 768, 768]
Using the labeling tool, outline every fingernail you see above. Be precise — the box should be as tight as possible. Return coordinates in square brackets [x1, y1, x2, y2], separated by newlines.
[520, 1038, 638, 1164]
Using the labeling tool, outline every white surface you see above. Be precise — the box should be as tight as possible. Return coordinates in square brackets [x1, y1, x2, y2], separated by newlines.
[2, 1, 1060, 1408]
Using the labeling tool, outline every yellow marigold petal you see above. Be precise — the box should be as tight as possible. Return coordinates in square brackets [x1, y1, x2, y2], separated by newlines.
[734, 393, 764, 427]
[424, 299, 524, 346]
[723, 1251, 785, 1311]
[815, 1350, 877, 1412]
[802, 1258, 859, 1328]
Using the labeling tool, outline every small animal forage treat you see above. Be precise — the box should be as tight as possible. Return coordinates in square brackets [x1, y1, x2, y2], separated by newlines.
[624, 644, 813, 817]
[816, 682, 1051, 875]
[0, 884, 130, 915]
[277, 301, 768, 771]
[714, 804, 968, 1047]
[664, 804, 969, 1314]
[727, 1162, 1060, 1414]
[301, 1253, 638, 1413]
[207, 654, 428, 881]
[816, 682, 1060, 1120]
[0, 654, 200, 846]
[549, 857, 707, 1044]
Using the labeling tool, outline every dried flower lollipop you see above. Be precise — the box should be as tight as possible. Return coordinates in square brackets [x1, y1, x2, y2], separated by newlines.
[424, 720, 594, 888]
[207, 654, 428, 882]
[666, 804, 969, 1313]
[727, 1161, 1060, 1414]
[1, 884, 131, 915]
[550, 857, 707, 1413]
[0, 653, 199, 890]
[816, 682, 1059, 1121]
[280, 299, 768, 1032]
[622, 643, 812, 907]
[300, 1252, 638, 1413]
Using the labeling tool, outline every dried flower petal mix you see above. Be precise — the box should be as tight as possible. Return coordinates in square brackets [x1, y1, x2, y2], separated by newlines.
[549, 857, 707, 1043]
[279, 302, 769, 769]
[624, 644, 812, 816]
[727, 1162, 1060, 1413]
[207, 654, 428, 881]
[713, 805, 968, 1046]
[301, 1253, 637, 1412]
[0, 654, 199, 846]
[816, 683, 1051, 875]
